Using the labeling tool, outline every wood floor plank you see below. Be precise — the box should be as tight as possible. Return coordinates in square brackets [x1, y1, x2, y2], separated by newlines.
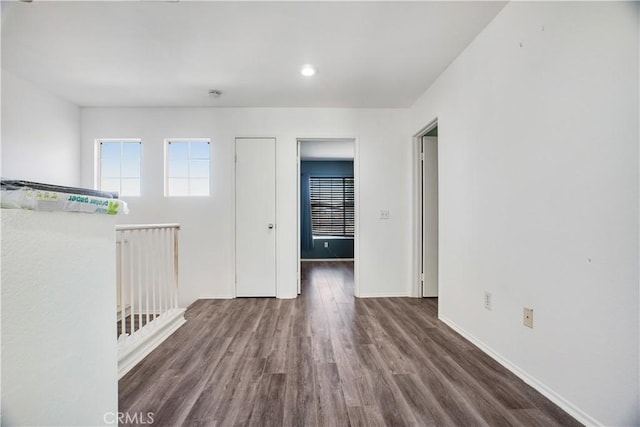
[346, 406, 386, 427]
[119, 261, 582, 427]
[355, 344, 419, 426]
[214, 357, 267, 426]
[510, 408, 567, 427]
[314, 362, 350, 427]
[393, 373, 456, 427]
[248, 373, 287, 427]
[283, 336, 318, 427]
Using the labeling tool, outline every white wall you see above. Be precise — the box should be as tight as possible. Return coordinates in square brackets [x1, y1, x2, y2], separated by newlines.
[1, 70, 80, 186]
[299, 139, 355, 160]
[1, 210, 118, 426]
[410, 2, 639, 426]
[80, 107, 411, 305]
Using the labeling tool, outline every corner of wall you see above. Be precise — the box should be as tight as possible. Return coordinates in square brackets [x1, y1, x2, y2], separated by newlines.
[1, 69, 81, 187]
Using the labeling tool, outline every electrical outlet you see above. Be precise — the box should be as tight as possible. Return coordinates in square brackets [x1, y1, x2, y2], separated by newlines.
[484, 292, 492, 311]
[380, 210, 390, 220]
[523, 307, 534, 328]
[324, 242, 329, 248]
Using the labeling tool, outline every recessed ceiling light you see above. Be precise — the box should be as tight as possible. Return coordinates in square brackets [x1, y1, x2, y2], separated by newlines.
[300, 65, 317, 77]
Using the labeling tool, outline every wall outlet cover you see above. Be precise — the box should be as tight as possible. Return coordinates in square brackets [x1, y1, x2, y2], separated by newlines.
[523, 307, 534, 328]
[484, 292, 492, 310]
[324, 241, 329, 248]
[380, 210, 390, 219]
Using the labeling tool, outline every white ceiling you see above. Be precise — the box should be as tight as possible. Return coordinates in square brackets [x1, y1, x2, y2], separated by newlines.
[1, 1, 505, 108]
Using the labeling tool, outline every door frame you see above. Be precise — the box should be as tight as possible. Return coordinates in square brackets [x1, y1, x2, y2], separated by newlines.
[413, 119, 438, 298]
[296, 137, 360, 297]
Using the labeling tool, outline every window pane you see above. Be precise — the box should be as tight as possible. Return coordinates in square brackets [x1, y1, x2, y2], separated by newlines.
[121, 143, 141, 177]
[190, 160, 209, 178]
[121, 157, 140, 178]
[168, 158, 189, 177]
[168, 142, 189, 159]
[190, 178, 210, 196]
[121, 142, 140, 157]
[121, 178, 140, 197]
[168, 178, 189, 196]
[190, 141, 210, 159]
[101, 156, 120, 178]
[101, 178, 120, 194]
[101, 142, 120, 160]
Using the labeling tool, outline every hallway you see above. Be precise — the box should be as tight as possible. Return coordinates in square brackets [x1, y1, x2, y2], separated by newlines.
[119, 261, 579, 426]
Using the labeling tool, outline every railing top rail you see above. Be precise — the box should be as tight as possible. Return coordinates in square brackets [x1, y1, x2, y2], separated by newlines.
[116, 223, 181, 231]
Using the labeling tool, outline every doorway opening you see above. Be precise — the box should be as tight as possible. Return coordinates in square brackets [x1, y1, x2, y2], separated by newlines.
[415, 122, 439, 298]
[297, 138, 358, 297]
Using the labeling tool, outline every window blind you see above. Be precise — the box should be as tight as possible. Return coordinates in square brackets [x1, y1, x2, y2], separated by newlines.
[309, 176, 354, 237]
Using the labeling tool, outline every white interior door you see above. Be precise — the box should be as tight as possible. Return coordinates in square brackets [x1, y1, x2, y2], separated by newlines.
[235, 138, 276, 297]
[422, 136, 439, 297]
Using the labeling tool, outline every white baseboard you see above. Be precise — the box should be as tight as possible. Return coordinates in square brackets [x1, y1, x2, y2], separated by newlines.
[118, 309, 186, 379]
[357, 292, 410, 298]
[439, 315, 602, 427]
[301, 258, 354, 262]
[197, 295, 235, 299]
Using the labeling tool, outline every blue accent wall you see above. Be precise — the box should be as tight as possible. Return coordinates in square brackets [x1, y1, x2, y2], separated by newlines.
[301, 160, 354, 259]
[302, 238, 354, 260]
[301, 160, 353, 177]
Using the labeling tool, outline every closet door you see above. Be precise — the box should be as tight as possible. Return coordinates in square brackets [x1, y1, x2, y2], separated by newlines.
[235, 138, 276, 297]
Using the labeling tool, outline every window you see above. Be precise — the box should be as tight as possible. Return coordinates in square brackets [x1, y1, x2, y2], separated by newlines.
[98, 139, 141, 196]
[165, 139, 210, 196]
[310, 176, 354, 237]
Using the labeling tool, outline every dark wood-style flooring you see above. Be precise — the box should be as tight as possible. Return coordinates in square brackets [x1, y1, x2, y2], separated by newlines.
[119, 261, 581, 426]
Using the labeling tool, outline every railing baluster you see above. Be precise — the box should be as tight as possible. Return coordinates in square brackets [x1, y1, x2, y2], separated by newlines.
[174, 228, 179, 310]
[155, 229, 159, 319]
[138, 230, 143, 332]
[140, 230, 153, 326]
[118, 236, 125, 338]
[152, 229, 157, 319]
[168, 229, 172, 311]
[160, 228, 166, 315]
[129, 230, 135, 335]
[167, 228, 171, 312]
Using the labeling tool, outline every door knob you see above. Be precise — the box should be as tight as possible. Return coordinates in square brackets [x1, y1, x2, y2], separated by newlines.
[268, 224, 274, 229]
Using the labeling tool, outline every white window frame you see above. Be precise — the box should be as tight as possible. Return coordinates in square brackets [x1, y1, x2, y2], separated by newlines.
[164, 138, 211, 197]
[95, 138, 142, 197]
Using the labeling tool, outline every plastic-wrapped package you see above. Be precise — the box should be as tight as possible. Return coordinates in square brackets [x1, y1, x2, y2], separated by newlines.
[1, 180, 129, 215]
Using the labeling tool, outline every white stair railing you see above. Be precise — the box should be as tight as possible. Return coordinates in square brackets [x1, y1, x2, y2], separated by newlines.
[115, 224, 186, 378]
